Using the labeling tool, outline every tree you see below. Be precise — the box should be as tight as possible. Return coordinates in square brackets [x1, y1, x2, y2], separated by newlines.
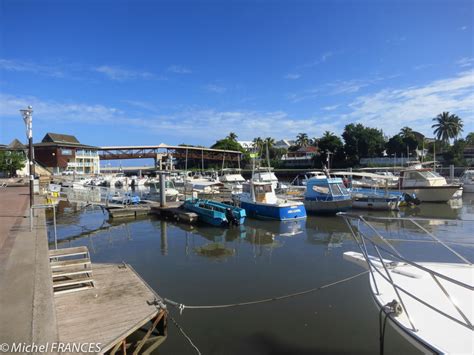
[399, 127, 413, 139]
[432, 112, 464, 143]
[0, 151, 26, 177]
[264, 137, 275, 149]
[465, 132, 474, 145]
[385, 134, 405, 155]
[443, 139, 467, 166]
[226, 132, 238, 142]
[342, 123, 385, 165]
[315, 131, 345, 168]
[296, 133, 310, 147]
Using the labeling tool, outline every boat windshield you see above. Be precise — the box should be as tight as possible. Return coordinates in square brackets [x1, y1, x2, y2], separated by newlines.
[255, 184, 272, 194]
[330, 183, 348, 196]
[312, 185, 330, 195]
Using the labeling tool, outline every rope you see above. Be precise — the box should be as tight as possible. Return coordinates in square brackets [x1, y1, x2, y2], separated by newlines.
[165, 270, 368, 314]
[169, 313, 202, 355]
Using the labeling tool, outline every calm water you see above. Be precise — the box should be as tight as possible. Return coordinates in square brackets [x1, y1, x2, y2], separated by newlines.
[47, 193, 474, 355]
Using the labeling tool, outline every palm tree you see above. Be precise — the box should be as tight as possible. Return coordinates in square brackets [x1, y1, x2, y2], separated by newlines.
[450, 114, 463, 141]
[432, 112, 463, 143]
[226, 132, 238, 141]
[264, 137, 275, 149]
[252, 137, 263, 150]
[399, 126, 414, 139]
[296, 133, 310, 147]
[322, 131, 336, 139]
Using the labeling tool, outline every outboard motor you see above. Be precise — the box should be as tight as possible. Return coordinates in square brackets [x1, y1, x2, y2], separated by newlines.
[225, 208, 239, 226]
[403, 193, 421, 206]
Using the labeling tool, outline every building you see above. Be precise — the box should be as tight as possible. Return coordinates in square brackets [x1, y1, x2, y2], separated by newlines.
[237, 141, 255, 152]
[34, 133, 100, 174]
[281, 146, 318, 167]
[274, 139, 295, 150]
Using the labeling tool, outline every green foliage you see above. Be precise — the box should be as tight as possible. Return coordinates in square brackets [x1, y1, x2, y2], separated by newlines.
[385, 134, 405, 155]
[0, 151, 26, 176]
[465, 132, 474, 145]
[313, 131, 345, 168]
[342, 123, 385, 164]
[295, 133, 310, 147]
[443, 139, 467, 166]
[432, 112, 464, 143]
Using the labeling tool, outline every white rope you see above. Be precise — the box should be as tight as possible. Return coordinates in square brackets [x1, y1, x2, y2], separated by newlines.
[169, 314, 202, 355]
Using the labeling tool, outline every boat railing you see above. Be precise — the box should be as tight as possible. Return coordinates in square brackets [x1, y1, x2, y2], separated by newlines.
[338, 213, 473, 333]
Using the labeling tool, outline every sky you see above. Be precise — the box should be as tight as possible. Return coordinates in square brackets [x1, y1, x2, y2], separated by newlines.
[0, 0, 473, 148]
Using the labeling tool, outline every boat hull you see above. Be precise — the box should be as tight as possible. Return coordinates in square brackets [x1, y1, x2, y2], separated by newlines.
[303, 198, 352, 214]
[183, 199, 246, 227]
[462, 183, 474, 193]
[352, 196, 401, 211]
[240, 201, 307, 221]
[401, 186, 462, 202]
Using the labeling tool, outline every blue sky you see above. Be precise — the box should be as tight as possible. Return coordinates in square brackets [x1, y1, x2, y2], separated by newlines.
[1, 0, 473, 148]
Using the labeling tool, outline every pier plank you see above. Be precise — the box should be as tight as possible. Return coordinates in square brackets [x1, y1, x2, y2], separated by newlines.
[54, 263, 163, 353]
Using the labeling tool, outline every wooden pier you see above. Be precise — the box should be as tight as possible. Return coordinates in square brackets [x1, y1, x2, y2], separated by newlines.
[106, 204, 155, 219]
[55, 262, 167, 354]
[150, 202, 199, 223]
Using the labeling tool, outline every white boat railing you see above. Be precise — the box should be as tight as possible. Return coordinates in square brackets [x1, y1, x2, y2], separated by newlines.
[338, 213, 474, 333]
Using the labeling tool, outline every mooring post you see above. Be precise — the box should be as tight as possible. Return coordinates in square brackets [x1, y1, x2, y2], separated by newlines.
[159, 171, 166, 207]
[450, 164, 454, 183]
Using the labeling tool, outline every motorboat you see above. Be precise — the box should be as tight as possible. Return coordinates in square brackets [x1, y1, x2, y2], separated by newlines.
[340, 214, 473, 355]
[182, 198, 246, 227]
[460, 169, 474, 193]
[398, 169, 462, 202]
[219, 169, 246, 194]
[304, 176, 352, 214]
[143, 181, 180, 202]
[234, 180, 307, 221]
[252, 169, 280, 190]
[129, 175, 148, 187]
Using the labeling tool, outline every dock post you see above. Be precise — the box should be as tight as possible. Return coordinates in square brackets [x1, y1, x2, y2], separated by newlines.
[160, 221, 168, 256]
[159, 172, 166, 207]
[449, 164, 454, 183]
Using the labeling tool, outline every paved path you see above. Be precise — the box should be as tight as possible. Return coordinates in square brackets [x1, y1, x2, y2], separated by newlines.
[0, 187, 58, 350]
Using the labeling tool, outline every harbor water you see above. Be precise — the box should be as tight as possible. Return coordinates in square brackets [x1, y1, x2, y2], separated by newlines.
[47, 193, 474, 354]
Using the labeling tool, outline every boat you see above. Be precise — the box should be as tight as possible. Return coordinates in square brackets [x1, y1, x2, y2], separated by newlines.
[143, 181, 180, 202]
[182, 198, 246, 227]
[460, 169, 474, 193]
[218, 169, 246, 194]
[252, 168, 281, 190]
[398, 169, 462, 202]
[339, 213, 473, 354]
[304, 175, 352, 214]
[108, 191, 141, 205]
[234, 180, 307, 220]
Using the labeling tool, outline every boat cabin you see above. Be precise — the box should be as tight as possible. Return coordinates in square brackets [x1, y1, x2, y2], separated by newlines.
[242, 181, 277, 204]
[305, 177, 350, 201]
[400, 169, 448, 187]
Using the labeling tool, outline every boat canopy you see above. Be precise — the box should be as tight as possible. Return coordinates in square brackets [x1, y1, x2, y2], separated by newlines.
[332, 171, 398, 179]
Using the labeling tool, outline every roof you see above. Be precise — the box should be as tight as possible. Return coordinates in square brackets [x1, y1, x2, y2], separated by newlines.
[42, 132, 80, 144]
[297, 146, 318, 152]
[7, 139, 26, 150]
[33, 142, 98, 149]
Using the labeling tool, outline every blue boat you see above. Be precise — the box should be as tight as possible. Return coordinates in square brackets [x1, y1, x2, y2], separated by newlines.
[304, 176, 352, 214]
[183, 198, 246, 227]
[234, 181, 307, 221]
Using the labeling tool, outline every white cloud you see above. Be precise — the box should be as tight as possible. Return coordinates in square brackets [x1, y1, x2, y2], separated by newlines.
[94, 65, 155, 81]
[284, 73, 301, 80]
[456, 57, 474, 68]
[204, 84, 227, 93]
[323, 105, 339, 111]
[0, 58, 66, 78]
[342, 70, 474, 135]
[298, 51, 335, 69]
[459, 26, 468, 31]
[167, 65, 192, 74]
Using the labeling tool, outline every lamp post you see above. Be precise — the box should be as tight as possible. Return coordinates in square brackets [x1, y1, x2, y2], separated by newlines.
[20, 106, 34, 208]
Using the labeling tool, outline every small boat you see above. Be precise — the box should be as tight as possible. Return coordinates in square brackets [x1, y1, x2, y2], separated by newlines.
[304, 176, 352, 214]
[108, 191, 141, 205]
[460, 169, 474, 193]
[234, 181, 307, 220]
[219, 169, 246, 194]
[340, 213, 473, 355]
[351, 190, 402, 211]
[182, 198, 246, 227]
[398, 169, 462, 202]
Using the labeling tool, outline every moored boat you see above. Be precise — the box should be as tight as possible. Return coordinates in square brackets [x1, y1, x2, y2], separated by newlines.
[460, 169, 474, 193]
[304, 176, 352, 214]
[182, 198, 246, 227]
[234, 181, 307, 221]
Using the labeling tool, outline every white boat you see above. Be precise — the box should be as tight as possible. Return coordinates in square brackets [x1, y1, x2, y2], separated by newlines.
[143, 181, 180, 202]
[399, 169, 462, 202]
[460, 169, 474, 193]
[252, 169, 280, 190]
[219, 169, 246, 194]
[128, 175, 148, 187]
[340, 214, 473, 354]
[109, 173, 127, 187]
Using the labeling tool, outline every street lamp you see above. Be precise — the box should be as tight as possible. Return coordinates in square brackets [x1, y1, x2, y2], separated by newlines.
[20, 105, 34, 208]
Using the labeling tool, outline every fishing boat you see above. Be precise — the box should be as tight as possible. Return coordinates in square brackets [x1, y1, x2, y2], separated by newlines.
[182, 198, 246, 227]
[143, 181, 180, 202]
[218, 169, 246, 194]
[340, 214, 473, 355]
[304, 175, 352, 214]
[234, 181, 307, 220]
[460, 169, 474, 193]
[398, 169, 462, 202]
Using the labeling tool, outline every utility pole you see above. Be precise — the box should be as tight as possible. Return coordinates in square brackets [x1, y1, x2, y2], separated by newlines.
[20, 106, 34, 208]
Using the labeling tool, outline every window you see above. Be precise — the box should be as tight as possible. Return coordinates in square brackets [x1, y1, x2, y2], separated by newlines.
[61, 149, 72, 155]
[312, 185, 330, 194]
[243, 184, 251, 193]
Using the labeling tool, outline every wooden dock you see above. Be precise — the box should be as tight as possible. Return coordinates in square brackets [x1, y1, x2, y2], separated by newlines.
[55, 263, 167, 354]
[149, 202, 199, 223]
[106, 204, 154, 219]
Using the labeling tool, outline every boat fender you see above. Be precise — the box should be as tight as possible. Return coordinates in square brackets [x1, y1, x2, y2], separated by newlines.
[383, 299, 403, 317]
